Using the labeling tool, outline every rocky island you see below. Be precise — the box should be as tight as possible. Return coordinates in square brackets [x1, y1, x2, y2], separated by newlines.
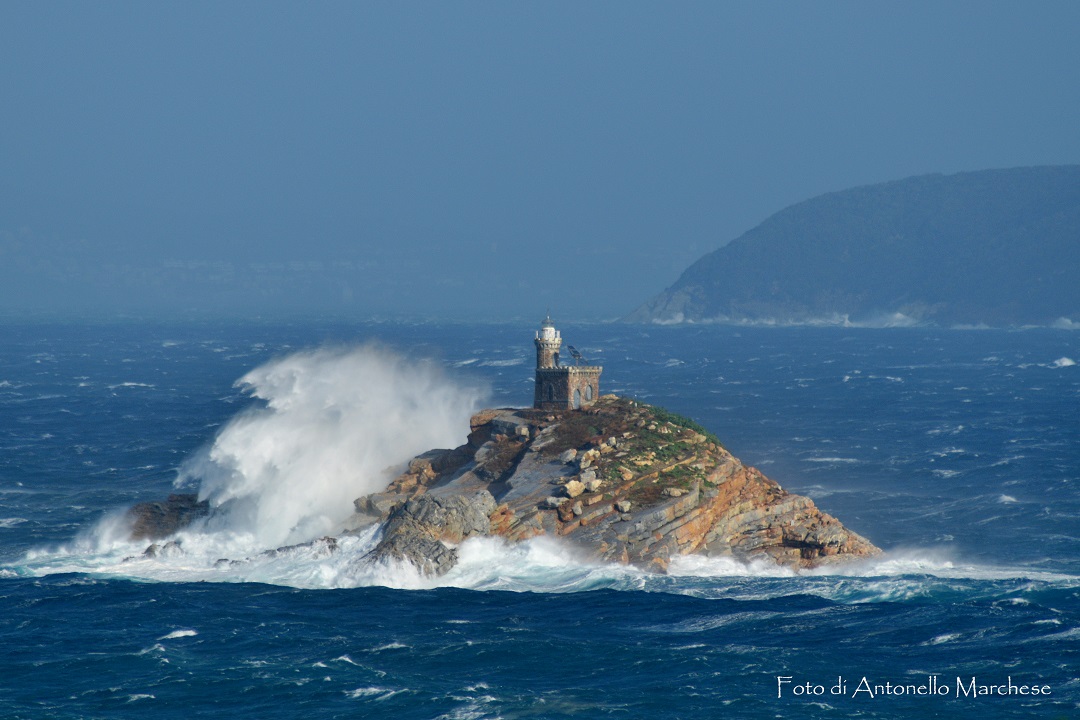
[351, 395, 878, 576]
[127, 318, 879, 575]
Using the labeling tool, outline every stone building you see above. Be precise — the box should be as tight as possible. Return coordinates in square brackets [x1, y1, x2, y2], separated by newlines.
[533, 316, 602, 411]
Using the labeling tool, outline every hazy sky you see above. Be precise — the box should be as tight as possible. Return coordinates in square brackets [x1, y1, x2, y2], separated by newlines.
[2, 1, 1078, 320]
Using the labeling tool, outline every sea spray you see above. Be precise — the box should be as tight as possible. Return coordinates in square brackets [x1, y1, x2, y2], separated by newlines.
[170, 344, 486, 551]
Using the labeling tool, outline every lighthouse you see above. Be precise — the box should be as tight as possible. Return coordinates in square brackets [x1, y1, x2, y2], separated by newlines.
[533, 315, 602, 411]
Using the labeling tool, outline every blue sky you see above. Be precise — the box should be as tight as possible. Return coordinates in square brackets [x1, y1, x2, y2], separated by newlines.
[2, 1, 1078, 320]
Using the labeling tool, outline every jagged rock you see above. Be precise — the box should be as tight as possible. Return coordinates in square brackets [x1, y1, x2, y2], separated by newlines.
[564, 480, 585, 498]
[354, 491, 408, 519]
[348, 398, 879, 576]
[363, 491, 496, 576]
[141, 540, 182, 558]
[127, 494, 209, 541]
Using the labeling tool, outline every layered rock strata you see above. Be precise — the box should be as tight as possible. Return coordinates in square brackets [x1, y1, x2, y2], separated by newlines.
[353, 396, 879, 575]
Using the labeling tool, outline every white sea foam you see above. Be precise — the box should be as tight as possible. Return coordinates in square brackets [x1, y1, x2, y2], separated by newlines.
[169, 345, 484, 552]
[16, 523, 1080, 598]
[926, 632, 961, 645]
[1050, 356, 1076, 368]
[666, 553, 796, 578]
[478, 358, 524, 367]
[125, 694, 156, 702]
[159, 629, 198, 640]
[345, 687, 401, 700]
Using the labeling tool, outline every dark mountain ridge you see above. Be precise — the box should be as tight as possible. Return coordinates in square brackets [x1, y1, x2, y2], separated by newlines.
[627, 166, 1080, 327]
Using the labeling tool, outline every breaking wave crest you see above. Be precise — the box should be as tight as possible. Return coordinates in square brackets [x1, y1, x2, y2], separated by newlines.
[16, 529, 1079, 601]
[27, 345, 485, 563]
[171, 345, 486, 551]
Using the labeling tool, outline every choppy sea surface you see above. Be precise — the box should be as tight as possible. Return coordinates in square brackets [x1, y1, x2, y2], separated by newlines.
[1, 320, 1077, 719]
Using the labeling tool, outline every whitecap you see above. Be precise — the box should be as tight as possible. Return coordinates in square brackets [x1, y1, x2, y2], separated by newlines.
[998, 495, 1018, 504]
[0, 517, 27, 528]
[345, 687, 397, 699]
[667, 554, 795, 578]
[369, 642, 408, 652]
[478, 358, 524, 367]
[333, 655, 360, 666]
[990, 455, 1024, 467]
[1050, 357, 1075, 368]
[158, 629, 198, 640]
[125, 694, 155, 703]
[925, 632, 961, 645]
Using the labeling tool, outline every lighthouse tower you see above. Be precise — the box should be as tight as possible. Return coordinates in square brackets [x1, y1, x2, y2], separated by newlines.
[533, 315, 602, 411]
[534, 315, 561, 369]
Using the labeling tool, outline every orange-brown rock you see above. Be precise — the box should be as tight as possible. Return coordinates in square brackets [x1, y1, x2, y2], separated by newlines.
[352, 396, 879, 575]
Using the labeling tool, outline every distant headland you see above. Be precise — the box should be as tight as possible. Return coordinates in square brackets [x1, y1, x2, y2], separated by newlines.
[627, 166, 1080, 328]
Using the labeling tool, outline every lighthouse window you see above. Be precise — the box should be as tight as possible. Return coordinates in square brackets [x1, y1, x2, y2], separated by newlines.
[585, 384, 594, 402]
[573, 389, 582, 409]
[546, 384, 555, 402]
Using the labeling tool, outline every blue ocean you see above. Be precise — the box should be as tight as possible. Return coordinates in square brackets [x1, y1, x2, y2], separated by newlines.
[1, 321, 1077, 719]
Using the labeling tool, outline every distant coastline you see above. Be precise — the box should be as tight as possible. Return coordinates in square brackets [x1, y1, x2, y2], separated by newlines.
[628, 166, 1080, 329]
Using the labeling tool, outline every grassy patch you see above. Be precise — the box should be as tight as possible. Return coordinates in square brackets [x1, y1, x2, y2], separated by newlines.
[647, 406, 723, 448]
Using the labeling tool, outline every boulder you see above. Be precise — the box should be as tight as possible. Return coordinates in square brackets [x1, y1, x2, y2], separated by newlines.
[363, 491, 497, 576]
[127, 494, 209, 541]
[564, 480, 585, 498]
